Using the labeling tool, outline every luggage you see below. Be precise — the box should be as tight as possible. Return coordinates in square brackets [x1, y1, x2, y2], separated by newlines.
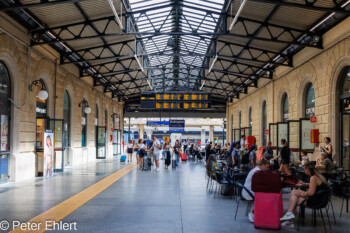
[181, 153, 188, 161]
[256, 147, 266, 162]
[220, 184, 234, 196]
[254, 192, 283, 229]
[143, 156, 151, 171]
[120, 155, 126, 162]
[252, 170, 282, 193]
[172, 159, 176, 169]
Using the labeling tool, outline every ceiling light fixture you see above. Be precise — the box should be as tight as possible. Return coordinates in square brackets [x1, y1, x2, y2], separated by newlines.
[228, 0, 248, 31]
[107, 0, 123, 30]
[208, 55, 218, 73]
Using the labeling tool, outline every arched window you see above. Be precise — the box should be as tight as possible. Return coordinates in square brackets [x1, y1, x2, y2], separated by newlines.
[339, 67, 350, 170]
[305, 84, 315, 118]
[262, 101, 267, 146]
[63, 91, 70, 166]
[282, 94, 289, 122]
[249, 107, 252, 128]
[0, 61, 11, 181]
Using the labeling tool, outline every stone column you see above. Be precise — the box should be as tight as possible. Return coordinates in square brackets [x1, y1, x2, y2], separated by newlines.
[201, 127, 206, 145]
[209, 125, 214, 143]
[139, 124, 144, 140]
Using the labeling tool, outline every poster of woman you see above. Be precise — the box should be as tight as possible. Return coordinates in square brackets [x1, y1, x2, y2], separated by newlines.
[44, 131, 54, 178]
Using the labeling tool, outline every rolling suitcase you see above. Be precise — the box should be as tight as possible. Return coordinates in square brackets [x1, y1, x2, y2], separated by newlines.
[142, 156, 151, 171]
[254, 192, 283, 229]
[120, 155, 126, 162]
[181, 153, 188, 161]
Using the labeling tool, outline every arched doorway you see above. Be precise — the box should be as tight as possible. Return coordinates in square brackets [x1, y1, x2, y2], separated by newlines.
[339, 67, 350, 171]
[305, 84, 315, 118]
[63, 91, 70, 167]
[0, 62, 11, 182]
[282, 93, 289, 122]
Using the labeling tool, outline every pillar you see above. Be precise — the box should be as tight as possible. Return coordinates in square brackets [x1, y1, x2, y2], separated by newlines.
[139, 124, 144, 140]
[201, 127, 206, 145]
[209, 125, 214, 143]
[145, 126, 154, 140]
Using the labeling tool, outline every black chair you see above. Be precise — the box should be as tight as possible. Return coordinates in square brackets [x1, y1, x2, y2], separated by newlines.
[213, 171, 229, 198]
[297, 188, 331, 233]
[234, 182, 255, 220]
[340, 178, 350, 218]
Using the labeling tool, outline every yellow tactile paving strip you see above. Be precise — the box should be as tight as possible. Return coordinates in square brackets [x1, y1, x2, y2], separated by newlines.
[10, 163, 136, 233]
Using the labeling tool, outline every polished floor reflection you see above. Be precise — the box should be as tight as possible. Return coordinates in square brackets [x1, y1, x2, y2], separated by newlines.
[0, 158, 349, 233]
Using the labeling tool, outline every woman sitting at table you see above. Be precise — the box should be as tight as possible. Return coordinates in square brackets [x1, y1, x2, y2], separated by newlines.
[316, 152, 334, 179]
[206, 155, 222, 178]
[280, 162, 328, 229]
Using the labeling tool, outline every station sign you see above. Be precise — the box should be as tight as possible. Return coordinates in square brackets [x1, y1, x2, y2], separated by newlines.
[146, 121, 169, 127]
[169, 120, 185, 133]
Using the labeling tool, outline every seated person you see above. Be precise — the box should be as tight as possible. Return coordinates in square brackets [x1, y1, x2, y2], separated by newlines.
[280, 162, 328, 229]
[241, 158, 271, 223]
[297, 150, 309, 166]
[206, 155, 222, 178]
[263, 141, 274, 160]
[316, 152, 334, 172]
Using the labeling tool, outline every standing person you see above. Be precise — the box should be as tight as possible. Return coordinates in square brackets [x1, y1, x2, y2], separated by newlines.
[134, 139, 141, 169]
[138, 140, 147, 169]
[153, 136, 161, 172]
[239, 135, 246, 158]
[205, 141, 213, 161]
[163, 140, 171, 169]
[127, 140, 133, 163]
[320, 137, 333, 162]
[248, 144, 258, 170]
[182, 140, 187, 154]
[272, 139, 290, 175]
[148, 137, 154, 165]
[228, 142, 240, 168]
[174, 140, 181, 165]
[263, 141, 274, 160]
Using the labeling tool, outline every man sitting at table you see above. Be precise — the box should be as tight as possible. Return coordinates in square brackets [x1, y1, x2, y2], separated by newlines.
[242, 158, 271, 223]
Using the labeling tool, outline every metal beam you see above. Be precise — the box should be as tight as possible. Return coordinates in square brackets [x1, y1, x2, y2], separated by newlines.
[0, 0, 90, 12]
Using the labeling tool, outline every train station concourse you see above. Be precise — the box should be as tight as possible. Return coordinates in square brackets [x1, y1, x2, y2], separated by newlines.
[1, 0, 350, 232]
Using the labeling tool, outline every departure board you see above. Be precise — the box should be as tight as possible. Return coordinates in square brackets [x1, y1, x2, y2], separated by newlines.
[140, 92, 211, 110]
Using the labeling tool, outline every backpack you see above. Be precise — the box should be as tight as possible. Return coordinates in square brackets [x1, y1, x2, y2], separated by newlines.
[241, 152, 250, 164]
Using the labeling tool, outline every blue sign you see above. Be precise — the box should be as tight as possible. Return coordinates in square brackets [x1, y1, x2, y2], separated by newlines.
[147, 121, 169, 126]
[169, 120, 185, 132]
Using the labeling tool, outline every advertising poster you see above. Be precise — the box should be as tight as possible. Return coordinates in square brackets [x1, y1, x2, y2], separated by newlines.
[278, 123, 288, 147]
[1, 115, 8, 151]
[301, 120, 315, 150]
[44, 131, 54, 178]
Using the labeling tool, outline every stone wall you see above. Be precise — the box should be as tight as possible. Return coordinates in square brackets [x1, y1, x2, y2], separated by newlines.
[227, 17, 350, 164]
[0, 15, 124, 182]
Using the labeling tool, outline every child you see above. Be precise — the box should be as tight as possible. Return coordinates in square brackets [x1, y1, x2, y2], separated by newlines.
[298, 150, 309, 166]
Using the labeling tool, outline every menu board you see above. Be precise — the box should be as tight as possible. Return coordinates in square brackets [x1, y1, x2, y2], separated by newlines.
[301, 119, 315, 150]
[289, 121, 300, 149]
[277, 123, 288, 148]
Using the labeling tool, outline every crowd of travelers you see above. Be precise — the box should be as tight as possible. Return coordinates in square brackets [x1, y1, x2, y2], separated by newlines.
[206, 136, 336, 229]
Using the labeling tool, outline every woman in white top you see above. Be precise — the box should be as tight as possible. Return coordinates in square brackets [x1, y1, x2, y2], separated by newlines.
[127, 140, 133, 162]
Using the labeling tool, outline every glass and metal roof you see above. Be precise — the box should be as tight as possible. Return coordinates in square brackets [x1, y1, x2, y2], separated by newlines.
[1, 0, 350, 112]
[128, 0, 225, 91]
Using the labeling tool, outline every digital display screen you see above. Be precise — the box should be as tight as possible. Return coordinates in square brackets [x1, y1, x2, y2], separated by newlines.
[141, 92, 211, 110]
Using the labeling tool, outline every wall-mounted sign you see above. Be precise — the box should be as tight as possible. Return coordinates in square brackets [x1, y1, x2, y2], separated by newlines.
[44, 130, 54, 178]
[310, 116, 317, 123]
[265, 129, 269, 135]
[169, 120, 185, 133]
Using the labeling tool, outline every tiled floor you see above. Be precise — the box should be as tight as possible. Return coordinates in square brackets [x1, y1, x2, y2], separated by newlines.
[0, 157, 349, 233]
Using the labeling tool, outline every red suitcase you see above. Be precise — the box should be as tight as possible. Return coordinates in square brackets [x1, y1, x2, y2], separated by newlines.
[181, 153, 187, 161]
[252, 170, 282, 193]
[254, 192, 283, 229]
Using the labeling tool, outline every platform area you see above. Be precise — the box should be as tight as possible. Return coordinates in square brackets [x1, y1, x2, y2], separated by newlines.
[0, 157, 349, 233]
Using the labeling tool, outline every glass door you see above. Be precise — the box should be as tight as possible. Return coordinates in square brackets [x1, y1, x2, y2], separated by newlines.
[341, 114, 350, 171]
[112, 130, 118, 156]
[277, 122, 288, 154]
[36, 117, 49, 176]
[50, 119, 64, 172]
[96, 126, 106, 159]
